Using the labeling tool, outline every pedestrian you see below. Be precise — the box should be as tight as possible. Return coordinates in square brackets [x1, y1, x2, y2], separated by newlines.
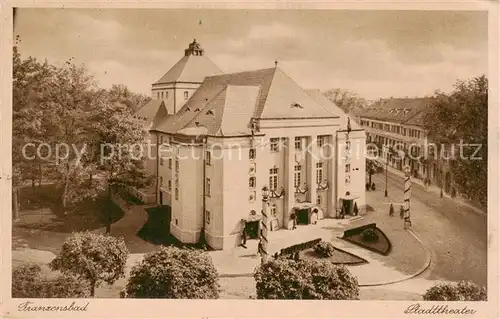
[389, 203, 394, 217]
[400, 205, 404, 219]
[290, 213, 297, 230]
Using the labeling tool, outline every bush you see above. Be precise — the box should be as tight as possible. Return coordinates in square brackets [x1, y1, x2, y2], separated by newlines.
[314, 241, 336, 258]
[362, 228, 379, 242]
[49, 232, 129, 297]
[12, 264, 89, 298]
[423, 281, 487, 301]
[353, 202, 359, 215]
[125, 246, 219, 299]
[254, 258, 359, 300]
[371, 183, 376, 191]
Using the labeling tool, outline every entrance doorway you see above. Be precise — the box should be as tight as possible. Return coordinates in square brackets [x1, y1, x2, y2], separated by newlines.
[296, 208, 309, 225]
[245, 221, 260, 239]
[343, 199, 353, 215]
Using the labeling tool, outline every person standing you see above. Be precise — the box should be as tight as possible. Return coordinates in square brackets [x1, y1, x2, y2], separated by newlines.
[239, 219, 247, 248]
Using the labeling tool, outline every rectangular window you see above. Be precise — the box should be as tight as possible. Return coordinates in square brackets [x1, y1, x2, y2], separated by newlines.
[249, 148, 256, 160]
[345, 164, 351, 173]
[316, 162, 323, 184]
[160, 158, 164, 166]
[294, 137, 302, 150]
[160, 176, 164, 187]
[175, 188, 179, 200]
[161, 91, 164, 99]
[205, 150, 211, 165]
[345, 140, 351, 150]
[165, 91, 168, 99]
[316, 194, 322, 205]
[270, 138, 279, 152]
[294, 165, 302, 188]
[269, 168, 278, 191]
[157, 92, 160, 100]
[206, 178, 211, 196]
[249, 177, 256, 189]
[175, 158, 179, 172]
[317, 136, 325, 147]
[184, 91, 189, 100]
[270, 204, 277, 217]
[168, 158, 172, 169]
[206, 210, 211, 224]
[249, 190, 256, 202]
[168, 180, 172, 191]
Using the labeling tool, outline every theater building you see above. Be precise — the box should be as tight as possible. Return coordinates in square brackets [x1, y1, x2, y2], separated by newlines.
[136, 39, 366, 250]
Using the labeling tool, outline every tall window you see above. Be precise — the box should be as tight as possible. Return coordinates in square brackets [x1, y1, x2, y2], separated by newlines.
[168, 180, 172, 191]
[175, 188, 179, 200]
[317, 136, 325, 147]
[270, 204, 277, 217]
[175, 158, 179, 172]
[249, 148, 256, 160]
[157, 92, 160, 100]
[161, 91, 164, 99]
[270, 138, 279, 152]
[206, 150, 211, 165]
[345, 164, 351, 173]
[160, 158, 164, 166]
[168, 158, 172, 169]
[294, 137, 302, 150]
[316, 162, 323, 184]
[269, 168, 278, 191]
[184, 91, 189, 100]
[249, 177, 256, 189]
[316, 194, 322, 205]
[165, 91, 168, 99]
[345, 140, 351, 150]
[206, 178, 211, 196]
[294, 165, 302, 188]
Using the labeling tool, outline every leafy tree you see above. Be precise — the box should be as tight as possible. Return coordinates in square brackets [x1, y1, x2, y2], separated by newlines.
[12, 263, 89, 298]
[424, 75, 487, 207]
[254, 257, 359, 299]
[423, 281, 486, 301]
[125, 246, 220, 299]
[108, 84, 152, 112]
[323, 88, 367, 115]
[49, 232, 129, 296]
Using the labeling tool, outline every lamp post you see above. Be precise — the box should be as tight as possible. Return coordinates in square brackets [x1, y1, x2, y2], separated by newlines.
[384, 145, 389, 197]
[259, 186, 270, 264]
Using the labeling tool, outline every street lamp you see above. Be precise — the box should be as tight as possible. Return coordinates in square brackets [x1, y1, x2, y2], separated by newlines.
[262, 185, 269, 202]
[384, 146, 389, 197]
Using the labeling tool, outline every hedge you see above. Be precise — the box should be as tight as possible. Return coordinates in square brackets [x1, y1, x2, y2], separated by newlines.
[280, 238, 322, 256]
[343, 223, 377, 238]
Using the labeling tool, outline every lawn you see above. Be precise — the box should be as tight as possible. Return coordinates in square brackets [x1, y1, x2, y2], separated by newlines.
[301, 247, 368, 265]
[342, 227, 392, 256]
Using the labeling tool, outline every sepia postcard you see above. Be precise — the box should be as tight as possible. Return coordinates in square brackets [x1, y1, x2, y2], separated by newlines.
[0, 1, 498, 318]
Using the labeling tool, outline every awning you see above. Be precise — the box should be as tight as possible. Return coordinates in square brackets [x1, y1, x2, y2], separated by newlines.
[294, 201, 315, 209]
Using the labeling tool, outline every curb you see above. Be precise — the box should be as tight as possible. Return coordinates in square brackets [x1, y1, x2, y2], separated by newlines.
[358, 228, 432, 287]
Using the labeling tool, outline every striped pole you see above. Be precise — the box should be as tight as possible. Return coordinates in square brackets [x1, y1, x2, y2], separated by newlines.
[259, 201, 269, 263]
[403, 165, 412, 229]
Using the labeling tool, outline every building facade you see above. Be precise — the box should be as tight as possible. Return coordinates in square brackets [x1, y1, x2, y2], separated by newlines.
[137, 40, 366, 250]
[358, 98, 455, 194]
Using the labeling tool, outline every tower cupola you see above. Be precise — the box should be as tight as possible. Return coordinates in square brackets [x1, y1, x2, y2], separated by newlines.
[184, 39, 204, 56]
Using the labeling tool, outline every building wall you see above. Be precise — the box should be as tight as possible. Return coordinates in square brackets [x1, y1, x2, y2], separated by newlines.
[152, 82, 201, 115]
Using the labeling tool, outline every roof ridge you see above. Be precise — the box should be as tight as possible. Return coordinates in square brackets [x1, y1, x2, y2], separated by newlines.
[253, 67, 278, 118]
[205, 67, 275, 81]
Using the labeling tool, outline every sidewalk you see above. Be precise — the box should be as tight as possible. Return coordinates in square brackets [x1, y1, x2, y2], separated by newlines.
[208, 214, 431, 286]
[383, 165, 485, 215]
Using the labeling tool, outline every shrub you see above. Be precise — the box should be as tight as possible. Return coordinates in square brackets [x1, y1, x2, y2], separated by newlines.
[362, 228, 379, 242]
[254, 258, 359, 300]
[49, 232, 129, 296]
[423, 281, 487, 301]
[314, 240, 336, 258]
[12, 264, 89, 298]
[125, 246, 219, 299]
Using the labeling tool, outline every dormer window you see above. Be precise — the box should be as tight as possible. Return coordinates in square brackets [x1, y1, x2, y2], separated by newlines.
[194, 108, 201, 112]
[206, 110, 215, 116]
[290, 102, 303, 108]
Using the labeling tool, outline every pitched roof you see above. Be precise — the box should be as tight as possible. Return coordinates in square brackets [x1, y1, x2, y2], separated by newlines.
[154, 55, 222, 85]
[306, 89, 360, 130]
[360, 98, 433, 125]
[155, 67, 339, 136]
[134, 100, 168, 123]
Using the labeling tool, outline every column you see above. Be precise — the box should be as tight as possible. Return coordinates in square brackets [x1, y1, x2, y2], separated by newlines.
[327, 134, 337, 217]
[306, 136, 317, 206]
[283, 136, 295, 229]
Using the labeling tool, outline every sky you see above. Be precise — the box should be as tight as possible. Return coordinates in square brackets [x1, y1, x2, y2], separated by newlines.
[14, 8, 488, 100]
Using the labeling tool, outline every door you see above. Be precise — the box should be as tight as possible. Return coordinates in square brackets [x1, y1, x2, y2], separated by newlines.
[245, 221, 260, 239]
[159, 191, 163, 205]
[343, 199, 353, 215]
[296, 208, 309, 225]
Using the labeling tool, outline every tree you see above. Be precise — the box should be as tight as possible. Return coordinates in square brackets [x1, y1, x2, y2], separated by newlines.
[424, 75, 487, 207]
[254, 257, 359, 299]
[108, 84, 152, 112]
[49, 232, 129, 297]
[323, 88, 367, 115]
[12, 263, 89, 298]
[125, 246, 220, 299]
[423, 281, 486, 301]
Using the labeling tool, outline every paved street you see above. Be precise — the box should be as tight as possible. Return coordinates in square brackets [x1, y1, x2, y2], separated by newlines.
[370, 170, 487, 287]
